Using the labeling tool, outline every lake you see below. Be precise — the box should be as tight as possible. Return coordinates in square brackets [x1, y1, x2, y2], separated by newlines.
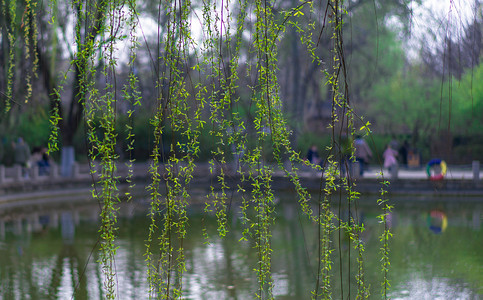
[0, 192, 481, 299]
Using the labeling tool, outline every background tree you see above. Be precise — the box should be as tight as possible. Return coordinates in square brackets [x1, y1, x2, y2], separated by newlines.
[419, 0, 482, 80]
[269, 0, 418, 135]
[1, 1, 481, 298]
[362, 0, 483, 162]
[0, 0, 111, 174]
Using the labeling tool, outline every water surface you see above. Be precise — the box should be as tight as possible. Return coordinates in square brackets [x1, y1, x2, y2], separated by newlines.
[0, 193, 481, 299]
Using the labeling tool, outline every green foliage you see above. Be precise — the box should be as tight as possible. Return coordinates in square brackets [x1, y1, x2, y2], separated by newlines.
[0, 0, 409, 299]
[297, 132, 332, 159]
[366, 67, 443, 138]
[451, 63, 483, 135]
[12, 108, 50, 148]
[365, 56, 483, 162]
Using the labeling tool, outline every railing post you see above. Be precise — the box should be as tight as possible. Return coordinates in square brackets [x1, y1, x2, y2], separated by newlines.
[472, 161, 480, 182]
[353, 161, 361, 179]
[50, 163, 59, 179]
[0, 165, 5, 184]
[73, 162, 80, 178]
[32, 165, 39, 181]
[14, 165, 22, 181]
[390, 164, 399, 180]
[0, 219, 5, 239]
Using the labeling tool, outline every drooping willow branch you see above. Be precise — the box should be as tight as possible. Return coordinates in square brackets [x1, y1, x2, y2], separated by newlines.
[1, 0, 394, 299]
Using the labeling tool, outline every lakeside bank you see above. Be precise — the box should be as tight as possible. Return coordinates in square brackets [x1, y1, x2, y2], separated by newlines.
[0, 162, 482, 200]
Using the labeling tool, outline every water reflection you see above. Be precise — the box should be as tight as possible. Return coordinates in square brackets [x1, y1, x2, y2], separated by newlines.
[0, 195, 481, 299]
[427, 210, 447, 234]
[391, 275, 477, 300]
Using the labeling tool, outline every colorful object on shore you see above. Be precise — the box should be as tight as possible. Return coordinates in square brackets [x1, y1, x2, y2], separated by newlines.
[427, 210, 448, 234]
[426, 159, 447, 181]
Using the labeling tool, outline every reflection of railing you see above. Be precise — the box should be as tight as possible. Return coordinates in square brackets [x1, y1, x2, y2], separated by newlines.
[0, 204, 98, 240]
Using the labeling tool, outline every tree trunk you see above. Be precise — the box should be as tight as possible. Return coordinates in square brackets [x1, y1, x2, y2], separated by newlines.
[36, 1, 107, 177]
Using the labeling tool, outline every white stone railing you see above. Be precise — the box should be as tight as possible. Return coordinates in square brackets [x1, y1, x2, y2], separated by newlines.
[0, 160, 481, 186]
[0, 161, 156, 186]
[0, 162, 95, 185]
[0, 163, 59, 184]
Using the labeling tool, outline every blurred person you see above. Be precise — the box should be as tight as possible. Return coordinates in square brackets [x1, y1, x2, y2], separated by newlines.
[354, 135, 372, 176]
[306, 144, 321, 166]
[383, 144, 398, 172]
[13, 137, 31, 177]
[38, 147, 51, 175]
[339, 134, 353, 176]
[30, 146, 51, 176]
[399, 140, 409, 167]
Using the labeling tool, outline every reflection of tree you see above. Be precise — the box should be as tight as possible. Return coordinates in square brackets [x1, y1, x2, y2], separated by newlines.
[222, 231, 239, 299]
[48, 211, 88, 299]
[18, 247, 40, 299]
[277, 202, 316, 298]
[47, 244, 88, 299]
[124, 218, 147, 299]
[0, 210, 91, 299]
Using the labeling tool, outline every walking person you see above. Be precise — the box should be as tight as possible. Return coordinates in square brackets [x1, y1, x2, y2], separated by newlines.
[383, 143, 398, 177]
[354, 135, 372, 176]
[13, 137, 31, 178]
